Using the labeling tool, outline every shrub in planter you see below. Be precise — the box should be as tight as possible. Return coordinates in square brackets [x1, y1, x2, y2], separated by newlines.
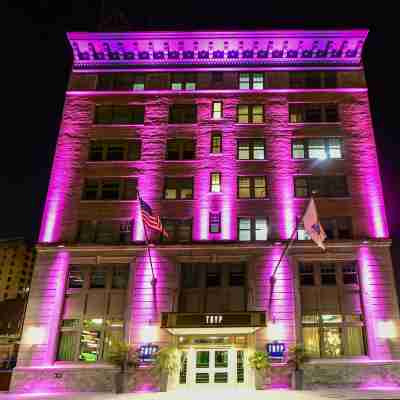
[286, 343, 309, 390]
[248, 350, 271, 390]
[107, 341, 139, 394]
[151, 346, 180, 392]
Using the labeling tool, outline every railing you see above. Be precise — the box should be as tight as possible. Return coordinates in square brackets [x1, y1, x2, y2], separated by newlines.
[161, 311, 266, 329]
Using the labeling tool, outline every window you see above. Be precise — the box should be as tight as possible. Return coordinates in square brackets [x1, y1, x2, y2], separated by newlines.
[89, 140, 141, 161]
[210, 173, 221, 193]
[206, 265, 221, 287]
[82, 178, 137, 201]
[212, 72, 224, 84]
[237, 139, 265, 160]
[292, 138, 343, 160]
[57, 265, 128, 362]
[211, 133, 222, 154]
[166, 140, 196, 160]
[239, 72, 264, 90]
[97, 73, 146, 90]
[289, 71, 338, 88]
[94, 105, 145, 124]
[169, 104, 197, 123]
[320, 217, 353, 240]
[212, 101, 223, 119]
[171, 73, 197, 90]
[164, 178, 193, 199]
[238, 217, 268, 241]
[77, 220, 133, 244]
[289, 103, 339, 123]
[162, 220, 192, 243]
[238, 176, 267, 198]
[209, 212, 221, 233]
[237, 105, 264, 123]
[299, 262, 365, 358]
[299, 264, 315, 286]
[343, 262, 358, 285]
[294, 176, 348, 198]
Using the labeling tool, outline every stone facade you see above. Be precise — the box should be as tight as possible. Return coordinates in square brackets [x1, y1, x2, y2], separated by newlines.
[10, 30, 400, 393]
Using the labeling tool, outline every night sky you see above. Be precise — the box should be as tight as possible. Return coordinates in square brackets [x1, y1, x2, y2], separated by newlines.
[3, 2, 399, 279]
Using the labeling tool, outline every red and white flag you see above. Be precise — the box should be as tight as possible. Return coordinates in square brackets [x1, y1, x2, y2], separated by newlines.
[302, 198, 327, 250]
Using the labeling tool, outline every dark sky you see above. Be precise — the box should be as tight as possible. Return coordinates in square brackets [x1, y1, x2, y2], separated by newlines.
[3, 2, 400, 267]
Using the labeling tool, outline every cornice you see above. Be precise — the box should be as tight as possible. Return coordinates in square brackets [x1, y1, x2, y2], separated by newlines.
[67, 30, 368, 69]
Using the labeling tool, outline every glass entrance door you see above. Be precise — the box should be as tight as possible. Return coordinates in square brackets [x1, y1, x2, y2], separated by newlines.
[192, 349, 233, 384]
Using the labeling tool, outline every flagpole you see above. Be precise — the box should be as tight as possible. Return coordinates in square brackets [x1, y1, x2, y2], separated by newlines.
[268, 198, 313, 319]
[138, 192, 157, 287]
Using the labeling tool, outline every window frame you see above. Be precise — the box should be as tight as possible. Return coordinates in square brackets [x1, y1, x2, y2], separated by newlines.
[94, 105, 145, 125]
[82, 178, 138, 201]
[212, 101, 223, 120]
[292, 138, 343, 160]
[168, 104, 197, 124]
[211, 133, 222, 154]
[166, 139, 196, 160]
[209, 212, 221, 234]
[161, 219, 193, 243]
[88, 140, 141, 162]
[237, 105, 264, 124]
[163, 177, 194, 200]
[289, 103, 339, 124]
[237, 176, 267, 199]
[237, 217, 269, 241]
[239, 72, 265, 90]
[237, 139, 266, 160]
[294, 176, 349, 198]
[170, 73, 197, 90]
[210, 172, 222, 193]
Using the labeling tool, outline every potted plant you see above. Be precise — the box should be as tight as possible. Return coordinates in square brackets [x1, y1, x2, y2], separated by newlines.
[151, 346, 180, 392]
[248, 350, 271, 390]
[107, 340, 139, 394]
[286, 343, 309, 390]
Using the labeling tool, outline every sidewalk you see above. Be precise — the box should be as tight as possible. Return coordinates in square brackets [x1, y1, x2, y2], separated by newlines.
[0, 388, 400, 400]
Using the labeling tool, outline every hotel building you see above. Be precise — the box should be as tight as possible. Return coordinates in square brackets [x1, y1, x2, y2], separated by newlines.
[10, 29, 400, 393]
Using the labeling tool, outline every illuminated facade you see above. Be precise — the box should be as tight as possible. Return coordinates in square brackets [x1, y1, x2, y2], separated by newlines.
[11, 30, 400, 393]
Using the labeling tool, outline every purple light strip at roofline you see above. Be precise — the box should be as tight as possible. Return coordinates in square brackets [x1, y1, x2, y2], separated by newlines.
[67, 88, 368, 96]
[72, 66, 363, 72]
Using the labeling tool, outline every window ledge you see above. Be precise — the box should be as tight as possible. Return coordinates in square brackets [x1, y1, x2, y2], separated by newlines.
[237, 198, 270, 200]
[288, 122, 341, 126]
[294, 196, 351, 200]
[86, 160, 141, 164]
[292, 158, 344, 162]
[92, 124, 145, 127]
[235, 123, 266, 126]
[80, 200, 137, 203]
[236, 159, 269, 162]
[164, 159, 197, 163]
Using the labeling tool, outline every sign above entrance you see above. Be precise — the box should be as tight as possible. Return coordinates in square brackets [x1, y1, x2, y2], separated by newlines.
[161, 311, 266, 329]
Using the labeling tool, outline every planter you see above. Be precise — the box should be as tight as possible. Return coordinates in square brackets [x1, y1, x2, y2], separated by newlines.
[291, 369, 304, 390]
[159, 371, 169, 392]
[114, 371, 125, 394]
[255, 370, 270, 390]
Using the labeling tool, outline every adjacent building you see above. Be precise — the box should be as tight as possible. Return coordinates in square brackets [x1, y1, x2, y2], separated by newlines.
[11, 29, 400, 393]
[0, 238, 35, 302]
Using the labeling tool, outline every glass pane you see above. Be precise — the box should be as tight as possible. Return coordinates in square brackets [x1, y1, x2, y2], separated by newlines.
[79, 319, 103, 362]
[196, 351, 210, 368]
[238, 177, 250, 198]
[255, 218, 268, 240]
[103, 324, 124, 360]
[211, 173, 221, 192]
[185, 82, 196, 90]
[239, 218, 251, 241]
[89, 144, 103, 161]
[254, 177, 266, 198]
[321, 314, 343, 324]
[322, 327, 342, 357]
[215, 350, 228, 368]
[165, 188, 177, 199]
[302, 314, 318, 324]
[252, 105, 264, 123]
[238, 142, 250, 160]
[303, 327, 320, 357]
[237, 105, 249, 123]
[180, 188, 193, 199]
[212, 134, 222, 153]
[69, 266, 84, 289]
[253, 73, 264, 89]
[106, 144, 124, 161]
[112, 267, 128, 289]
[253, 141, 265, 160]
[309, 139, 327, 159]
[182, 264, 199, 288]
[206, 265, 221, 287]
[297, 228, 311, 241]
[171, 82, 183, 90]
[345, 327, 365, 356]
[229, 264, 245, 286]
[214, 372, 228, 383]
[83, 179, 99, 200]
[328, 138, 342, 159]
[293, 142, 305, 159]
[90, 268, 106, 288]
[57, 332, 77, 361]
[213, 102, 222, 119]
[239, 73, 250, 89]
[101, 180, 120, 200]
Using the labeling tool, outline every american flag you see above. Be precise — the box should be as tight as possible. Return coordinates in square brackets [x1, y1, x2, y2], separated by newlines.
[139, 196, 168, 238]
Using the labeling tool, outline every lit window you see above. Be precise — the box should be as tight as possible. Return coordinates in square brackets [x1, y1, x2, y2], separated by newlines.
[212, 101, 223, 119]
[237, 103, 265, 123]
[238, 218, 251, 241]
[238, 217, 268, 241]
[171, 73, 197, 90]
[238, 176, 267, 198]
[211, 133, 222, 154]
[237, 140, 265, 160]
[211, 173, 222, 193]
[132, 74, 145, 90]
[164, 178, 193, 199]
[239, 72, 264, 90]
[255, 218, 268, 240]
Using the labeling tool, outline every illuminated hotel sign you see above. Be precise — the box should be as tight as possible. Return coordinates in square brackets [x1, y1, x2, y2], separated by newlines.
[161, 311, 266, 328]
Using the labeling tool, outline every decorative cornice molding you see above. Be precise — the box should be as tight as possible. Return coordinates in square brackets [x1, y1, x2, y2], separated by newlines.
[67, 30, 368, 69]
